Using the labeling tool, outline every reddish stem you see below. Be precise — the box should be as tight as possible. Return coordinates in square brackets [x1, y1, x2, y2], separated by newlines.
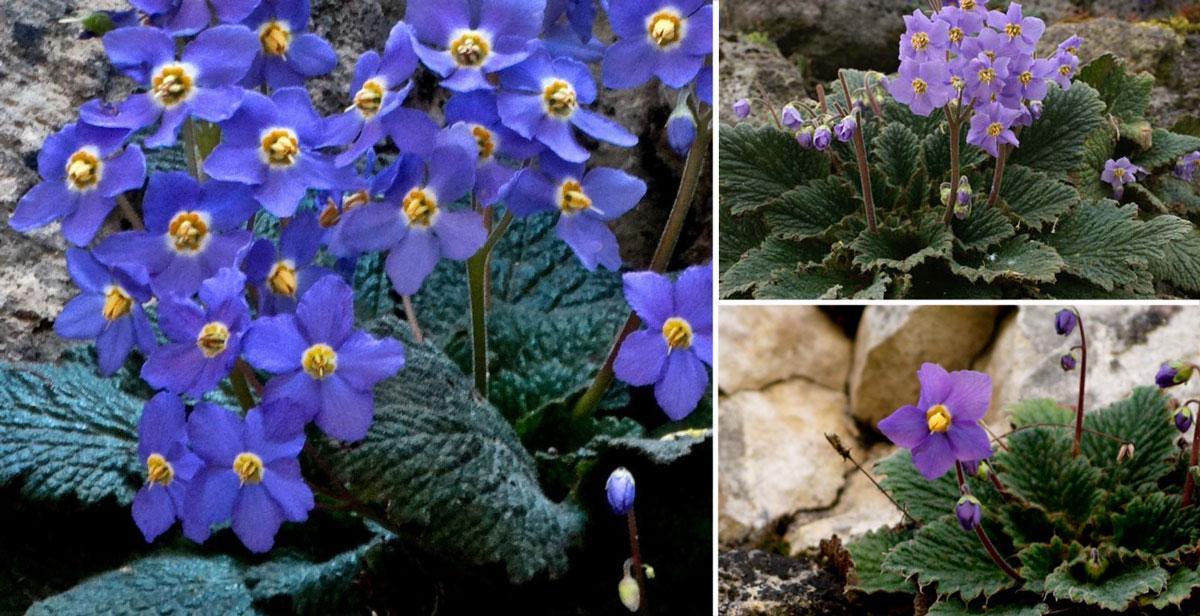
[627, 508, 648, 612]
[1072, 309, 1088, 458]
[1183, 417, 1200, 507]
[956, 463, 1022, 581]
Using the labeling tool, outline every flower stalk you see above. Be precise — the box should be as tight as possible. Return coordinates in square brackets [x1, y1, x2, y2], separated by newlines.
[943, 112, 964, 225]
[1182, 399, 1200, 507]
[956, 463, 1022, 581]
[986, 144, 1010, 209]
[839, 71, 877, 233]
[626, 507, 648, 613]
[1072, 308, 1088, 458]
[467, 208, 515, 396]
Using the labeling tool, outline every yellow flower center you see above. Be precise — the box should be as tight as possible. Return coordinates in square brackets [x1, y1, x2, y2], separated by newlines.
[1005, 23, 1022, 39]
[146, 453, 174, 487]
[102, 286, 133, 321]
[151, 64, 194, 107]
[1059, 64, 1072, 77]
[542, 79, 577, 118]
[354, 79, 385, 117]
[472, 125, 496, 160]
[559, 179, 591, 214]
[259, 21, 292, 56]
[267, 260, 298, 297]
[949, 27, 964, 44]
[261, 128, 300, 168]
[661, 317, 693, 350]
[302, 343, 337, 380]
[647, 11, 683, 48]
[926, 404, 952, 433]
[196, 322, 230, 358]
[233, 452, 264, 484]
[910, 32, 929, 51]
[319, 201, 342, 228]
[960, 0, 976, 9]
[978, 68, 996, 84]
[65, 149, 101, 191]
[951, 76, 965, 91]
[911, 78, 928, 95]
[167, 211, 209, 253]
[985, 50, 996, 61]
[1019, 71, 1033, 86]
[402, 188, 438, 228]
[987, 122, 1003, 137]
[450, 31, 490, 67]
[1113, 166, 1126, 178]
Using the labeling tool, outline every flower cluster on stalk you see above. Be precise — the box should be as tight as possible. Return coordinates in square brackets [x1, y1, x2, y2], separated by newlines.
[11, 0, 713, 553]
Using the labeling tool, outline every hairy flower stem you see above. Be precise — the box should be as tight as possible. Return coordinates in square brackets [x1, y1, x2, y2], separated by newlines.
[571, 114, 712, 421]
[943, 115, 963, 225]
[825, 432, 919, 525]
[956, 463, 1023, 581]
[1072, 308, 1088, 458]
[401, 295, 424, 344]
[627, 507, 648, 612]
[839, 71, 878, 233]
[986, 144, 1009, 209]
[466, 208, 515, 397]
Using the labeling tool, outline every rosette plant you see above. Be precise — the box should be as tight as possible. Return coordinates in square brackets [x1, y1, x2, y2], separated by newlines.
[837, 308, 1200, 613]
[720, 0, 1200, 300]
[1, 0, 713, 611]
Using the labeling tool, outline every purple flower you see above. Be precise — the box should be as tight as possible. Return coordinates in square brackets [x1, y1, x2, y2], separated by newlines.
[1175, 408, 1193, 433]
[1156, 360, 1195, 389]
[497, 51, 638, 163]
[140, 268, 251, 398]
[1054, 308, 1076, 336]
[796, 126, 814, 149]
[80, 26, 258, 148]
[967, 101, 1020, 157]
[505, 154, 647, 271]
[955, 495, 982, 530]
[444, 90, 542, 205]
[613, 263, 712, 420]
[1057, 35, 1083, 56]
[877, 363, 994, 480]
[339, 127, 485, 295]
[900, 9, 950, 62]
[888, 60, 954, 117]
[834, 115, 858, 143]
[93, 172, 255, 299]
[606, 467, 636, 515]
[602, 0, 712, 89]
[406, 0, 544, 92]
[243, 275, 405, 441]
[545, 0, 598, 42]
[242, 212, 332, 315]
[1060, 353, 1076, 371]
[812, 126, 833, 151]
[132, 393, 201, 542]
[935, 6, 983, 49]
[1003, 56, 1052, 103]
[781, 105, 803, 130]
[55, 249, 156, 376]
[9, 122, 144, 246]
[1101, 157, 1145, 200]
[986, 3, 1044, 54]
[1050, 50, 1079, 90]
[205, 88, 356, 217]
[183, 405, 313, 553]
[732, 98, 750, 119]
[964, 53, 1010, 105]
[324, 22, 435, 167]
[239, 0, 337, 89]
[696, 69, 713, 106]
[130, 0, 261, 35]
[1174, 151, 1200, 182]
[667, 106, 698, 155]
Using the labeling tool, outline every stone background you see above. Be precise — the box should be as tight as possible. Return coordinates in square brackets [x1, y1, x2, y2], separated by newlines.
[718, 304, 1200, 557]
[0, 0, 711, 364]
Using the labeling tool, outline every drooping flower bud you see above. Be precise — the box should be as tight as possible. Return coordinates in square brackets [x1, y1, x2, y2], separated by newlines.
[834, 115, 858, 143]
[781, 105, 803, 130]
[812, 126, 833, 151]
[1176, 407, 1194, 433]
[1060, 353, 1077, 371]
[666, 100, 697, 156]
[606, 467, 636, 515]
[1054, 309, 1077, 336]
[1116, 442, 1135, 463]
[618, 568, 640, 612]
[1156, 360, 1195, 389]
[955, 495, 982, 531]
[796, 126, 815, 149]
[732, 98, 750, 119]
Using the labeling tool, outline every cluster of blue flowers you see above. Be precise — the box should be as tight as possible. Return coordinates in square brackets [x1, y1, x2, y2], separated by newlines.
[10, 0, 713, 553]
[886, 1, 1080, 157]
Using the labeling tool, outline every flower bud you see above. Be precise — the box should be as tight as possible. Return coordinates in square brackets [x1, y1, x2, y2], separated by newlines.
[795, 126, 814, 149]
[1117, 442, 1135, 463]
[955, 495, 982, 531]
[813, 126, 833, 151]
[666, 104, 697, 156]
[618, 570, 640, 612]
[834, 115, 857, 143]
[732, 98, 750, 119]
[606, 467, 636, 515]
[1054, 309, 1077, 336]
[1029, 100, 1044, 120]
[781, 105, 803, 130]
[1176, 408, 1194, 433]
[1060, 353, 1076, 371]
[1156, 360, 1195, 389]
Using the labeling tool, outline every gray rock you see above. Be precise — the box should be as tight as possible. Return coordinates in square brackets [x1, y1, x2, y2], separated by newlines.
[1151, 33, 1200, 130]
[718, 39, 807, 126]
[719, 550, 851, 616]
[784, 445, 903, 554]
[718, 305, 852, 395]
[1037, 18, 1183, 80]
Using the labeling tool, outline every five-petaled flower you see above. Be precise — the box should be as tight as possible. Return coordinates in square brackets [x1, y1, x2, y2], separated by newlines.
[55, 248, 156, 376]
[1101, 157, 1146, 200]
[239, 0, 338, 90]
[132, 393, 202, 542]
[406, 0, 545, 91]
[242, 212, 333, 316]
[601, 0, 713, 89]
[130, 0, 262, 35]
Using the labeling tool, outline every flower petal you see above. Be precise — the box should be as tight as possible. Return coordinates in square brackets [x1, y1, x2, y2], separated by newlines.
[653, 349, 708, 420]
[613, 329, 667, 386]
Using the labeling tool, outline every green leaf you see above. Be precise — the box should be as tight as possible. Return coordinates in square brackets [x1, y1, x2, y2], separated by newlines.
[761, 257, 891, 300]
[850, 217, 953, 273]
[1008, 83, 1106, 177]
[718, 203, 769, 277]
[320, 316, 583, 583]
[1008, 398, 1073, 428]
[719, 123, 829, 214]
[951, 204, 1015, 252]
[1149, 567, 1200, 609]
[1081, 386, 1176, 492]
[27, 554, 255, 615]
[720, 236, 824, 298]
[882, 516, 1018, 600]
[1077, 54, 1154, 127]
[927, 597, 1049, 616]
[1133, 129, 1200, 170]
[1151, 230, 1200, 294]
[1077, 124, 1118, 202]
[0, 349, 141, 505]
[1044, 552, 1167, 612]
[245, 537, 384, 614]
[846, 526, 916, 594]
[1112, 493, 1200, 557]
[875, 450, 961, 525]
[763, 177, 860, 242]
[1017, 536, 1081, 594]
[874, 122, 922, 188]
[997, 421, 1101, 525]
[948, 235, 1064, 284]
[996, 165, 1078, 231]
[1042, 200, 1190, 291]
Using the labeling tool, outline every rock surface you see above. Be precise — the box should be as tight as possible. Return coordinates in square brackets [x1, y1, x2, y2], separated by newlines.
[975, 305, 1200, 429]
[717, 39, 808, 126]
[848, 306, 999, 427]
[719, 379, 858, 544]
[719, 305, 851, 395]
[1038, 18, 1183, 80]
[718, 550, 851, 616]
[784, 445, 902, 554]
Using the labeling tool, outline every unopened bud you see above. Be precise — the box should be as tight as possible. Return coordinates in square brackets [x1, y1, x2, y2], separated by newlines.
[955, 495, 982, 531]
[1116, 442, 1135, 463]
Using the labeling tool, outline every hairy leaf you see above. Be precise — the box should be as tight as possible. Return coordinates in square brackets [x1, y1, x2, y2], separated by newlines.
[875, 450, 961, 525]
[874, 122, 922, 188]
[951, 204, 1014, 253]
[1008, 83, 1106, 177]
[850, 217, 953, 273]
[1134, 129, 1200, 171]
[352, 252, 396, 321]
[1149, 567, 1200, 609]
[764, 177, 860, 242]
[720, 123, 829, 215]
[882, 516, 1018, 600]
[846, 526, 915, 594]
[1081, 386, 1176, 492]
[245, 538, 383, 614]
[1112, 493, 1200, 557]
[1043, 553, 1167, 612]
[760, 259, 891, 300]
[1152, 230, 1200, 294]
[948, 235, 1064, 284]
[927, 597, 1048, 616]
[1017, 537, 1080, 594]
[998, 422, 1100, 525]
[997, 165, 1078, 231]
[1007, 399, 1072, 428]
[718, 203, 770, 275]
[720, 236, 823, 298]
[1077, 54, 1154, 127]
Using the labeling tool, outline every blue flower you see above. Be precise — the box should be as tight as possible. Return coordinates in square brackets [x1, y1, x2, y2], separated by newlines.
[505, 153, 646, 271]
[205, 88, 357, 216]
[94, 171, 255, 299]
[498, 51, 638, 162]
[1156, 360, 1195, 389]
[613, 263, 712, 420]
[10, 122, 144, 246]
[133, 393, 202, 542]
[183, 404, 313, 553]
[955, 494, 982, 530]
[140, 268, 251, 398]
[407, 0, 545, 92]
[602, 0, 712, 89]
[55, 249, 156, 376]
[667, 106, 697, 154]
[130, 0, 262, 35]
[239, 0, 337, 89]
[1054, 308, 1076, 336]
[242, 212, 333, 315]
[606, 467, 636, 515]
[243, 275, 405, 441]
[446, 90, 543, 205]
[80, 26, 259, 148]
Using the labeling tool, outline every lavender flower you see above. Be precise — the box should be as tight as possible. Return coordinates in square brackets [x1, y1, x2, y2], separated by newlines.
[444, 89, 542, 205]
[796, 126, 814, 149]
[877, 363, 994, 480]
[613, 263, 712, 420]
[606, 467, 636, 515]
[601, 0, 712, 89]
[985, 3, 1044, 54]
[1060, 353, 1076, 371]
[732, 98, 750, 119]
[1156, 360, 1195, 389]
[967, 101, 1020, 157]
[812, 126, 833, 151]
[1175, 151, 1200, 182]
[955, 495, 982, 530]
[667, 105, 698, 155]
[834, 115, 858, 143]
[55, 249, 156, 376]
[1054, 309, 1076, 336]
[888, 60, 954, 117]
[133, 393, 201, 542]
[406, 0, 545, 92]
[1101, 157, 1145, 200]
[1176, 407, 1193, 433]
[1050, 50, 1079, 90]
[130, 0, 261, 35]
[242, 212, 332, 316]
[781, 105, 803, 130]
[900, 9, 950, 62]
[239, 0, 337, 89]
